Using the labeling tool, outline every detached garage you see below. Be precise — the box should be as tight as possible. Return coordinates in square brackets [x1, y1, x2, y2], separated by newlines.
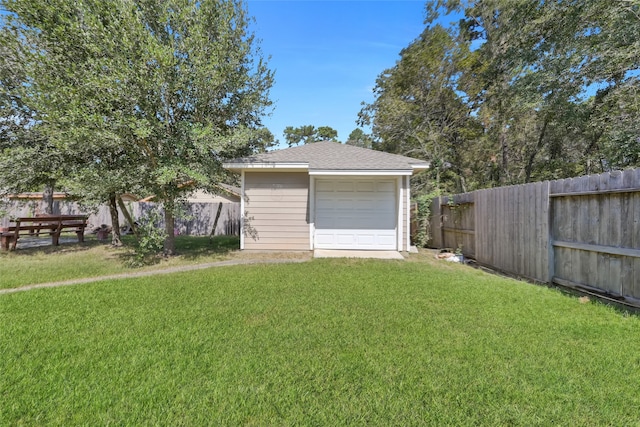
[223, 141, 429, 252]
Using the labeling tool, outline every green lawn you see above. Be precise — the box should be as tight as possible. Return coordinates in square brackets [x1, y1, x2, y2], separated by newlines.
[2, 256, 640, 425]
[0, 235, 241, 289]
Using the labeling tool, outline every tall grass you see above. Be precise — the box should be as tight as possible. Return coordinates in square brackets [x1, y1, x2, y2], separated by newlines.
[2, 259, 640, 425]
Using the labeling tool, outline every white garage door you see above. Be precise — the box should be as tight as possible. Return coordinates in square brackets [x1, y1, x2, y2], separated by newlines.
[314, 178, 397, 250]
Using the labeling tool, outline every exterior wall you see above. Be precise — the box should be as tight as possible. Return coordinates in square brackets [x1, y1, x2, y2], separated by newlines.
[187, 189, 240, 204]
[244, 172, 310, 250]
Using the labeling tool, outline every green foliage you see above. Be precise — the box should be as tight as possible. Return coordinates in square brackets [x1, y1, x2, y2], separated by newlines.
[283, 124, 339, 146]
[345, 128, 373, 148]
[3, 259, 640, 424]
[413, 189, 441, 248]
[316, 125, 338, 142]
[359, 24, 481, 193]
[129, 207, 167, 266]
[0, 0, 274, 254]
[363, 0, 640, 193]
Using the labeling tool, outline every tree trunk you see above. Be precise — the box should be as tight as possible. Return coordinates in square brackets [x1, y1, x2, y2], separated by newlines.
[43, 182, 54, 214]
[163, 206, 176, 256]
[499, 125, 509, 185]
[116, 195, 138, 237]
[108, 193, 122, 246]
[209, 202, 223, 242]
[524, 118, 548, 183]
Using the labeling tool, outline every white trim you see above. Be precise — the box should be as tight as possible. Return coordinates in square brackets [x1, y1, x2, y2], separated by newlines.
[310, 170, 412, 176]
[397, 177, 402, 251]
[411, 164, 430, 171]
[405, 176, 410, 251]
[222, 162, 309, 171]
[240, 170, 245, 250]
[309, 175, 315, 250]
[313, 177, 398, 250]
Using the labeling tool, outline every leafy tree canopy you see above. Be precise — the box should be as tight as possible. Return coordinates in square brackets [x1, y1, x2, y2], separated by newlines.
[0, 0, 274, 254]
[362, 0, 640, 194]
[345, 128, 373, 149]
[283, 125, 339, 146]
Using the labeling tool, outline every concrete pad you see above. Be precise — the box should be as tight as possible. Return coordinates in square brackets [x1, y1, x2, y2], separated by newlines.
[314, 250, 405, 260]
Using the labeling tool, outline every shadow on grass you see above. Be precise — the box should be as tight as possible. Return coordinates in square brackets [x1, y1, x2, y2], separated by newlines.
[113, 235, 240, 267]
[175, 235, 240, 259]
[0, 235, 107, 258]
[1, 234, 240, 267]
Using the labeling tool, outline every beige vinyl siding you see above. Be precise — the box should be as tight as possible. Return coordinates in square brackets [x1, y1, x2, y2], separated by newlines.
[244, 172, 310, 250]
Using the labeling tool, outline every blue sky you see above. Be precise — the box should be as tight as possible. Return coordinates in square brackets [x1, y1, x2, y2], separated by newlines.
[246, 1, 438, 148]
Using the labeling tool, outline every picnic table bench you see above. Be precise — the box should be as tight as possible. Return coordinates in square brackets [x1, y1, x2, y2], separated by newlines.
[0, 215, 88, 251]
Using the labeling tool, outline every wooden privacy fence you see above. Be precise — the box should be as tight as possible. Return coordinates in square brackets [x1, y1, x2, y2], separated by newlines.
[1, 201, 240, 236]
[430, 168, 640, 306]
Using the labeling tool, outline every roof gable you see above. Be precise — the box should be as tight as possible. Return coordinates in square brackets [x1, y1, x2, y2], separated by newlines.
[224, 141, 429, 173]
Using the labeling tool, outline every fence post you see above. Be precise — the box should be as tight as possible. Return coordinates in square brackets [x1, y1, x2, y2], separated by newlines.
[547, 181, 554, 284]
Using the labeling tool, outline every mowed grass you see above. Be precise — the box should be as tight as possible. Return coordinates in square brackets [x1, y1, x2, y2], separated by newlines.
[2, 258, 640, 425]
[0, 235, 240, 289]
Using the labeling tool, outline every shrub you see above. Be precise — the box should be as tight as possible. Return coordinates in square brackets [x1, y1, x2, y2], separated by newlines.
[413, 189, 441, 248]
[130, 207, 166, 266]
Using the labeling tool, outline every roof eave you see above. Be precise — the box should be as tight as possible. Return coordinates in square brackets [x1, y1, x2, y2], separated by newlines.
[309, 169, 414, 176]
[411, 164, 430, 171]
[222, 162, 310, 172]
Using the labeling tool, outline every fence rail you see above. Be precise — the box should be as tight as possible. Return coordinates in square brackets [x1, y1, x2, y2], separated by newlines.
[429, 168, 640, 306]
[1, 200, 240, 236]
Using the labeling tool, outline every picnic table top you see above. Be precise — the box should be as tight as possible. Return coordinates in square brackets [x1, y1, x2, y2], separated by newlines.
[11, 215, 88, 222]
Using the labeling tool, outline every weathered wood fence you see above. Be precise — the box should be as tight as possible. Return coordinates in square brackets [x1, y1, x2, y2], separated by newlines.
[1, 201, 240, 236]
[430, 168, 640, 306]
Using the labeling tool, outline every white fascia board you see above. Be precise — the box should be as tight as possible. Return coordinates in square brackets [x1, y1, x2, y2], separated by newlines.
[222, 162, 309, 171]
[309, 169, 413, 176]
[411, 164, 430, 171]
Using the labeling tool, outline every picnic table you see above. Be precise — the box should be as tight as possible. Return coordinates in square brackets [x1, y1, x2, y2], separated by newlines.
[0, 215, 88, 251]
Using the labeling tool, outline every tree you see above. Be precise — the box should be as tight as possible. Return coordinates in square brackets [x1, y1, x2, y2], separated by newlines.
[361, 0, 639, 195]
[1, 0, 274, 254]
[345, 128, 373, 149]
[283, 125, 339, 146]
[316, 126, 338, 142]
[425, 0, 640, 180]
[0, 20, 69, 213]
[359, 24, 481, 193]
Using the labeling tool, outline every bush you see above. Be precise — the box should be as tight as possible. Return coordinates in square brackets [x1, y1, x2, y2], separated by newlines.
[129, 207, 166, 266]
[413, 189, 441, 248]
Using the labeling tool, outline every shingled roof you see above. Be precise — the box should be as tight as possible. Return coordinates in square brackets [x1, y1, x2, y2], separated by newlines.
[224, 141, 429, 172]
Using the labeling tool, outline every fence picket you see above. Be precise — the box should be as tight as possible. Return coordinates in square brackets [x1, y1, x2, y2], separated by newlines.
[1, 201, 241, 237]
[429, 167, 640, 305]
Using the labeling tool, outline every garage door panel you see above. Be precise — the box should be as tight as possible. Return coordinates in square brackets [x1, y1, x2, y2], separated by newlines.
[316, 181, 334, 192]
[314, 178, 397, 250]
[377, 181, 395, 192]
[377, 234, 397, 246]
[356, 234, 375, 246]
[337, 181, 355, 191]
[356, 181, 374, 192]
[337, 234, 356, 245]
